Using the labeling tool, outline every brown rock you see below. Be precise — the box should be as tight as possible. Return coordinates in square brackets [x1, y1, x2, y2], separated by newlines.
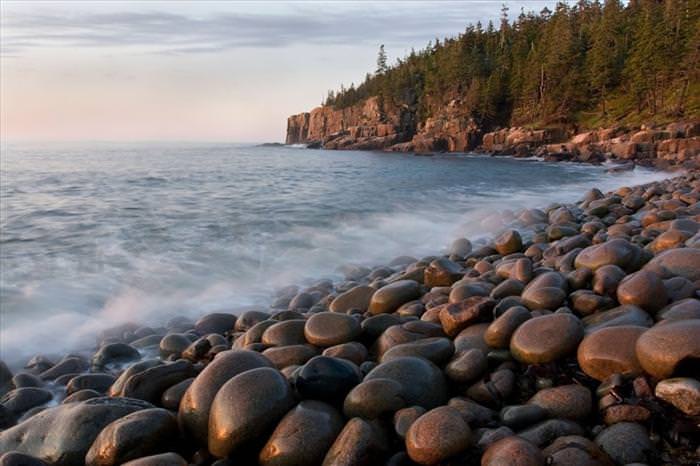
[616, 270, 668, 313]
[368, 281, 422, 315]
[654, 377, 700, 415]
[322, 418, 389, 466]
[178, 350, 272, 444]
[484, 306, 530, 349]
[439, 297, 495, 337]
[577, 326, 646, 381]
[208, 367, 295, 458]
[481, 436, 544, 466]
[329, 286, 375, 313]
[510, 314, 583, 364]
[643, 247, 700, 282]
[603, 404, 651, 424]
[527, 385, 592, 421]
[406, 406, 471, 465]
[259, 401, 344, 466]
[635, 319, 700, 379]
[304, 312, 361, 347]
[494, 230, 523, 256]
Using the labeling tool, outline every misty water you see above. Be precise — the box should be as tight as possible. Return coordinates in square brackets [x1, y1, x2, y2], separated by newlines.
[0, 142, 670, 362]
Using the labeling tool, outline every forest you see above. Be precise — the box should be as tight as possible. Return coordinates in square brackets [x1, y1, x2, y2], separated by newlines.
[323, 0, 699, 130]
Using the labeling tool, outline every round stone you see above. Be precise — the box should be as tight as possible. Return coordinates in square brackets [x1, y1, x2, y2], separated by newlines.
[179, 350, 273, 444]
[262, 345, 318, 369]
[527, 384, 592, 421]
[304, 312, 361, 347]
[365, 357, 447, 409]
[654, 377, 700, 416]
[194, 313, 236, 335]
[393, 406, 426, 439]
[294, 356, 362, 403]
[381, 337, 454, 365]
[582, 304, 653, 334]
[329, 286, 375, 313]
[616, 270, 668, 313]
[85, 408, 178, 466]
[521, 272, 567, 310]
[484, 306, 530, 349]
[510, 314, 583, 364]
[208, 367, 295, 458]
[322, 418, 389, 466]
[158, 334, 191, 359]
[259, 401, 344, 466]
[481, 436, 544, 466]
[405, 406, 471, 465]
[261, 320, 307, 346]
[368, 281, 422, 315]
[445, 349, 487, 383]
[595, 422, 654, 464]
[643, 247, 700, 282]
[635, 319, 700, 379]
[577, 325, 646, 381]
[0, 397, 153, 466]
[322, 342, 368, 366]
[343, 378, 406, 419]
[494, 230, 523, 256]
[574, 239, 644, 272]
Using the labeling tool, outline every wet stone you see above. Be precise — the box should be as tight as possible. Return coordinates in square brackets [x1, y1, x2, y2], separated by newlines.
[510, 313, 583, 364]
[405, 406, 471, 465]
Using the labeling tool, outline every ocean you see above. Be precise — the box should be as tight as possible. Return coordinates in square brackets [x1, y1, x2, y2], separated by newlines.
[0, 142, 669, 362]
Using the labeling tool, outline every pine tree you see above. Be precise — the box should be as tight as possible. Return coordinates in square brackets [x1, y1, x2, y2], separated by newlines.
[376, 44, 388, 75]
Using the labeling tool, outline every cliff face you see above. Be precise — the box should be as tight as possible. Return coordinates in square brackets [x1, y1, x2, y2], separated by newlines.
[285, 96, 481, 152]
[286, 97, 699, 168]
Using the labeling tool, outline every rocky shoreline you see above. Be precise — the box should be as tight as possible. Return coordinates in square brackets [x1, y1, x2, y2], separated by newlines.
[2, 171, 700, 465]
[286, 98, 700, 170]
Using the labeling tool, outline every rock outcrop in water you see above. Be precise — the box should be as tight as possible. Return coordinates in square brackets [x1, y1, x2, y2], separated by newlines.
[2, 172, 700, 464]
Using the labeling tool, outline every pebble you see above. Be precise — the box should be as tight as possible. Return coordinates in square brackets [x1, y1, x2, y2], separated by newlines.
[594, 422, 654, 464]
[439, 296, 495, 337]
[405, 406, 471, 465]
[294, 356, 362, 403]
[259, 401, 344, 466]
[654, 377, 700, 415]
[322, 418, 389, 466]
[305, 312, 362, 347]
[484, 306, 530, 349]
[368, 280, 422, 315]
[576, 325, 646, 381]
[343, 378, 405, 419]
[634, 319, 700, 378]
[510, 313, 583, 364]
[365, 356, 447, 409]
[481, 436, 544, 466]
[329, 285, 375, 313]
[527, 384, 592, 421]
[208, 367, 295, 458]
[179, 350, 273, 444]
[617, 270, 668, 313]
[85, 408, 178, 466]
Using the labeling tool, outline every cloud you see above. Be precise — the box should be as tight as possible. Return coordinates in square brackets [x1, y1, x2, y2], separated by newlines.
[1, 2, 554, 56]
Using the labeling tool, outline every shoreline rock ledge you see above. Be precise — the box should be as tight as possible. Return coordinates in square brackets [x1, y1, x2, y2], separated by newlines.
[2, 171, 700, 465]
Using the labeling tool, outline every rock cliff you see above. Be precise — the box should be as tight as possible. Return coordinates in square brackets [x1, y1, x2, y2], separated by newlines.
[286, 97, 699, 167]
[286, 96, 481, 153]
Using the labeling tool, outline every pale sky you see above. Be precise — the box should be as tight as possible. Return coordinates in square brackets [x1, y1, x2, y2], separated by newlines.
[1, 1, 554, 142]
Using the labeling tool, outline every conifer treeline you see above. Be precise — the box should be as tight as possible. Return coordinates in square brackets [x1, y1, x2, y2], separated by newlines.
[323, 0, 699, 129]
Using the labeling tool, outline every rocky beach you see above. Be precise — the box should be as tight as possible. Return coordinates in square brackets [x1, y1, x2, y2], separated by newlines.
[1, 169, 699, 465]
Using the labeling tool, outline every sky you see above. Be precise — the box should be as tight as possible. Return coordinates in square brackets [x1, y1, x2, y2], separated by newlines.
[1, 1, 555, 143]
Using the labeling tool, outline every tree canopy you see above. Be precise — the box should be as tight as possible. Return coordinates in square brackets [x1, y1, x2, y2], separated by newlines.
[323, 0, 699, 129]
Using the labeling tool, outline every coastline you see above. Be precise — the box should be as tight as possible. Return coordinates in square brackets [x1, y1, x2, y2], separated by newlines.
[1, 168, 699, 465]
